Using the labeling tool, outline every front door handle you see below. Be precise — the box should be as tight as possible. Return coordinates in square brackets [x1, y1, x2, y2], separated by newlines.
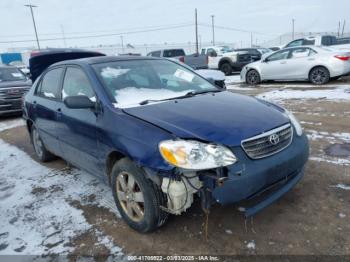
[308, 58, 315, 61]
[280, 61, 287, 64]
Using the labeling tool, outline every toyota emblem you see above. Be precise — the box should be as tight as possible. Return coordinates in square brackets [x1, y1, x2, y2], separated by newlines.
[269, 134, 280, 145]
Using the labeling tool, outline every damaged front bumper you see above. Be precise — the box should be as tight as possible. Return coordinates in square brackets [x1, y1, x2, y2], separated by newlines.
[211, 131, 309, 217]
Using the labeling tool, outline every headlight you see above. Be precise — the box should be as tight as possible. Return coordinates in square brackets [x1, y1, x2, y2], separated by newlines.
[159, 140, 237, 170]
[285, 110, 303, 136]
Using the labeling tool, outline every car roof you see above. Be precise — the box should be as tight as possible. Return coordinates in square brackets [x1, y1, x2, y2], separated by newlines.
[53, 55, 160, 66]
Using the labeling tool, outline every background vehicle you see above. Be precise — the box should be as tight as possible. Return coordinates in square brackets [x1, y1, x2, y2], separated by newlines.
[0, 65, 31, 115]
[234, 48, 272, 61]
[147, 48, 208, 69]
[200, 46, 252, 75]
[196, 69, 226, 89]
[24, 53, 308, 233]
[8, 61, 30, 76]
[284, 35, 350, 50]
[241, 46, 350, 85]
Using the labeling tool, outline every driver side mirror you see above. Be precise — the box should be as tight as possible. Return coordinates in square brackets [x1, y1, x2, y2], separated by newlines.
[64, 96, 96, 109]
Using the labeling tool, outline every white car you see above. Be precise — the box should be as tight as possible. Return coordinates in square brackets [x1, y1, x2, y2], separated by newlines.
[241, 46, 350, 85]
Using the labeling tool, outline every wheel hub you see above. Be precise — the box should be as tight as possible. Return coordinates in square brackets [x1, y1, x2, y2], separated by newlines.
[116, 172, 145, 222]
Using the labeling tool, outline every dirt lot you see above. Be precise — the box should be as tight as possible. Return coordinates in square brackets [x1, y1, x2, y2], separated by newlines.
[0, 77, 349, 258]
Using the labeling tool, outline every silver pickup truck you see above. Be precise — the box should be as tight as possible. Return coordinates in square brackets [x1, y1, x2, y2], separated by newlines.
[147, 49, 208, 69]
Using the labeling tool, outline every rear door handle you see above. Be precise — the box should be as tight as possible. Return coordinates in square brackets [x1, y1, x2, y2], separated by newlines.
[280, 61, 287, 64]
[308, 58, 315, 61]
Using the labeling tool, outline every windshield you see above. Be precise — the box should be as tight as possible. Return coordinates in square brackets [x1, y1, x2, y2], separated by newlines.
[219, 46, 234, 53]
[0, 67, 26, 82]
[93, 59, 218, 108]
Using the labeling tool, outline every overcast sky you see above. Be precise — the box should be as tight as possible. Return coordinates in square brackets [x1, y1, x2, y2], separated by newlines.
[0, 0, 349, 51]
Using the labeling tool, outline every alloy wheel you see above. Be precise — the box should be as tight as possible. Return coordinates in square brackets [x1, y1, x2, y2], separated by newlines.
[116, 171, 145, 222]
[310, 68, 327, 84]
[247, 70, 260, 84]
[33, 129, 43, 158]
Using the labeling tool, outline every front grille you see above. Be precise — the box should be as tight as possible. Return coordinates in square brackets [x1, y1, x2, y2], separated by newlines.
[0, 87, 29, 100]
[241, 124, 293, 159]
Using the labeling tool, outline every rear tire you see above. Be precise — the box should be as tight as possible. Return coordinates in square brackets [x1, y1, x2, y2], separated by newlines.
[246, 69, 261, 85]
[111, 158, 168, 233]
[220, 62, 232, 76]
[31, 126, 56, 162]
[309, 66, 330, 85]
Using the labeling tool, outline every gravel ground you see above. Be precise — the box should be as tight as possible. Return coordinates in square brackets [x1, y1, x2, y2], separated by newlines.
[0, 76, 349, 258]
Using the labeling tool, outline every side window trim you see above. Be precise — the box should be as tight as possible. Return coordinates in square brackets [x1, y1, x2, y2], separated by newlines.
[35, 66, 64, 101]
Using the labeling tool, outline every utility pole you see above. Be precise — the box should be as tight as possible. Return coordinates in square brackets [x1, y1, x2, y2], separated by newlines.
[61, 25, 67, 47]
[211, 15, 215, 45]
[25, 4, 40, 50]
[120, 35, 124, 53]
[338, 21, 341, 37]
[195, 9, 199, 54]
[341, 20, 346, 37]
[292, 18, 295, 40]
[250, 32, 253, 48]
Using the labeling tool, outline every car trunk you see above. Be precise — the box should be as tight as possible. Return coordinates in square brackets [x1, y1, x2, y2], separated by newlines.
[29, 49, 105, 81]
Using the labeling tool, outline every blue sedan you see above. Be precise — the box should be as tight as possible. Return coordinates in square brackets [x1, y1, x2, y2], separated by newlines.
[23, 51, 309, 233]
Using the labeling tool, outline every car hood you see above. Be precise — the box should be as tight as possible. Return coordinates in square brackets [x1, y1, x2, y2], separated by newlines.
[0, 80, 32, 88]
[123, 91, 290, 146]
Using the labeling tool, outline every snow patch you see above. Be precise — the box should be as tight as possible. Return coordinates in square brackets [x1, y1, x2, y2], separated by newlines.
[0, 118, 25, 132]
[331, 184, 350, 190]
[0, 139, 121, 255]
[246, 240, 256, 250]
[114, 87, 194, 108]
[257, 86, 350, 101]
[225, 75, 243, 85]
[310, 156, 350, 166]
[225, 229, 233, 235]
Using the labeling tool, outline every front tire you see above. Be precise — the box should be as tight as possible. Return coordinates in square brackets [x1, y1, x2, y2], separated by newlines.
[309, 66, 330, 85]
[111, 158, 168, 233]
[220, 62, 232, 76]
[31, 126, 55, 162]
[246, 69, 261, 85]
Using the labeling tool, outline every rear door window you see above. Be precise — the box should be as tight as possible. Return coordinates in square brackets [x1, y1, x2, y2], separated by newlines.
[290, 48, 310, 58]
[149, 51, 161, 57]
[37, 67, 64, 99]
[175, 49, 185, 56]
[266, 50, 290, 61]
[163, 50, 177, 57]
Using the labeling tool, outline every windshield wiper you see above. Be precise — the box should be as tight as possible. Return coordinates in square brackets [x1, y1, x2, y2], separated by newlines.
[138, 89, 222, 105]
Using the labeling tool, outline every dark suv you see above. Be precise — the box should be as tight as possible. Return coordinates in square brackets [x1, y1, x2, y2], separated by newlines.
[23, 51, 309, 233]
[0, 65, 31, 115]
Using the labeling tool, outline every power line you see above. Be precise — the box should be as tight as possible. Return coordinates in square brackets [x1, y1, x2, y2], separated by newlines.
[0, 22, 193, 39]
[0, 23, 194, 44]
[198, 23, 279, 36]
